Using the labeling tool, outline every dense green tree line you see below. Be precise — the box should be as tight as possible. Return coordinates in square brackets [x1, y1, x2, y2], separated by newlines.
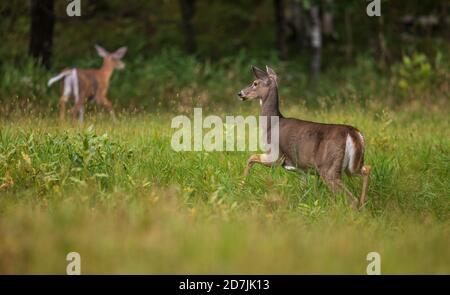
[1, 0, 449, 75]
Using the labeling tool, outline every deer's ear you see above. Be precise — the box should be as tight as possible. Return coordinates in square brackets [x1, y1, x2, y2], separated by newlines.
[95, 45, 109, 58]
[112, 47, 128, 59]
[266, 66, 278, 83]
[252, 66, 268, 80]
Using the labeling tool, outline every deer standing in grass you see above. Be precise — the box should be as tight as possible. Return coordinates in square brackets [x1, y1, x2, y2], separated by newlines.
[238, 66, 371, 209]
[47, 45, 127, 122]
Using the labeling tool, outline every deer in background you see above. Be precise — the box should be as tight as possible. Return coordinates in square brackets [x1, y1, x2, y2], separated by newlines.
[47, 45, 127, 122]
[237, 66, 371, 209]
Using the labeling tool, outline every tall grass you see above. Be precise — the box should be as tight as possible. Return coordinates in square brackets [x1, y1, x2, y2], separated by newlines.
[0, 98, 448, 274]
[0, 53, 449, 274]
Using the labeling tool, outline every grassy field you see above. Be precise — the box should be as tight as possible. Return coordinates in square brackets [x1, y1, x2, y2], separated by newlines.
[0, 97, 449, 274]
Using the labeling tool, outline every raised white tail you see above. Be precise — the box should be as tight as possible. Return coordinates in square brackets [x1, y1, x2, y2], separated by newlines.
[47, 70, 72, 87]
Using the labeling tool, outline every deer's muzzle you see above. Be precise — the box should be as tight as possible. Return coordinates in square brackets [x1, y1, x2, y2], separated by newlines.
[237, 91, 246, 101]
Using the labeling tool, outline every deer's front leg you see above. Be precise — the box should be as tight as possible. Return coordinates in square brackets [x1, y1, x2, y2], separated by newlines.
[244, 153, 282, 177]
[99, 96, 117, 122]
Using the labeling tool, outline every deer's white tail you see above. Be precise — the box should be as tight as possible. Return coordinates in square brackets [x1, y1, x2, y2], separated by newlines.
[342, 131, 365, 174]
[48, 69, 80, 104]
[47, 70, 72, 87]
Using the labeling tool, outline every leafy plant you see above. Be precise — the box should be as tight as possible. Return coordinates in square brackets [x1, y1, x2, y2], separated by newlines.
[397, 53, 434, 94]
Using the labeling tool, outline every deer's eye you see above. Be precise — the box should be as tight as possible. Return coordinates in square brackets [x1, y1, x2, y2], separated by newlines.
[253, 82, 258, 87]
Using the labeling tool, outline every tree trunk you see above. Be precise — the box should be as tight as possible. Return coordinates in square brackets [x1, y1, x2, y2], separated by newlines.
[445, 2, 450, 41]
[344, 8, 353, 61]
[178, 0, 196, 54]
[29, 0, 55, 69]
[309, 4, 322, 82]
[291, 1, 305, 52]
[322, 11, 334, 37]
[274, 0, 288, 59]
[376, 16, 389, 69]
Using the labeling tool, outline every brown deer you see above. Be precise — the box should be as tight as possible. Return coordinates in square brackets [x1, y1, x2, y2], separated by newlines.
[47, 45, 127, 122]
[238, 66, 371, 209]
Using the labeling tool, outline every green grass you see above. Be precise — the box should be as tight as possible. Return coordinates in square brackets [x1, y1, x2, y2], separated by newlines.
[0, 97, 448, 274]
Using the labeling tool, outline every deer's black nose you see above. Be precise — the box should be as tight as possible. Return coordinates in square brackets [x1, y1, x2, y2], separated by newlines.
[237, 92, 243, 97]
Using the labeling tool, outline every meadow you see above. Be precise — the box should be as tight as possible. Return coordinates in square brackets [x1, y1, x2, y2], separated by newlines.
[0, 53, 449, 274]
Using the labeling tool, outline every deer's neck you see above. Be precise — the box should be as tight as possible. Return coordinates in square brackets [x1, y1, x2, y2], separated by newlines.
[260, 86, 283, 118]
[99, 60, 114, 82]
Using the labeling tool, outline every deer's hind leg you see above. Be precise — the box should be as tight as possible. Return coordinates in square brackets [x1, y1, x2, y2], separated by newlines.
[59, 77, 73, 121]
[59, 95, 69, 120]
[359, 165, 371, 208]
[69, 82, 87, 123]
[69, 98, 85, 123]
[319, 169, 359, 209]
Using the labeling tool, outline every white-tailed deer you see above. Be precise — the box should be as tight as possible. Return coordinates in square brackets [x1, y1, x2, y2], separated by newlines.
[47, 45, 127, 122]
[238, 66, 371, 209]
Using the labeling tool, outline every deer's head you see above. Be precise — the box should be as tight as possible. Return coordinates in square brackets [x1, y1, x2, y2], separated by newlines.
[237, 66, 278, 101]
[95, 45, 128, 70]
